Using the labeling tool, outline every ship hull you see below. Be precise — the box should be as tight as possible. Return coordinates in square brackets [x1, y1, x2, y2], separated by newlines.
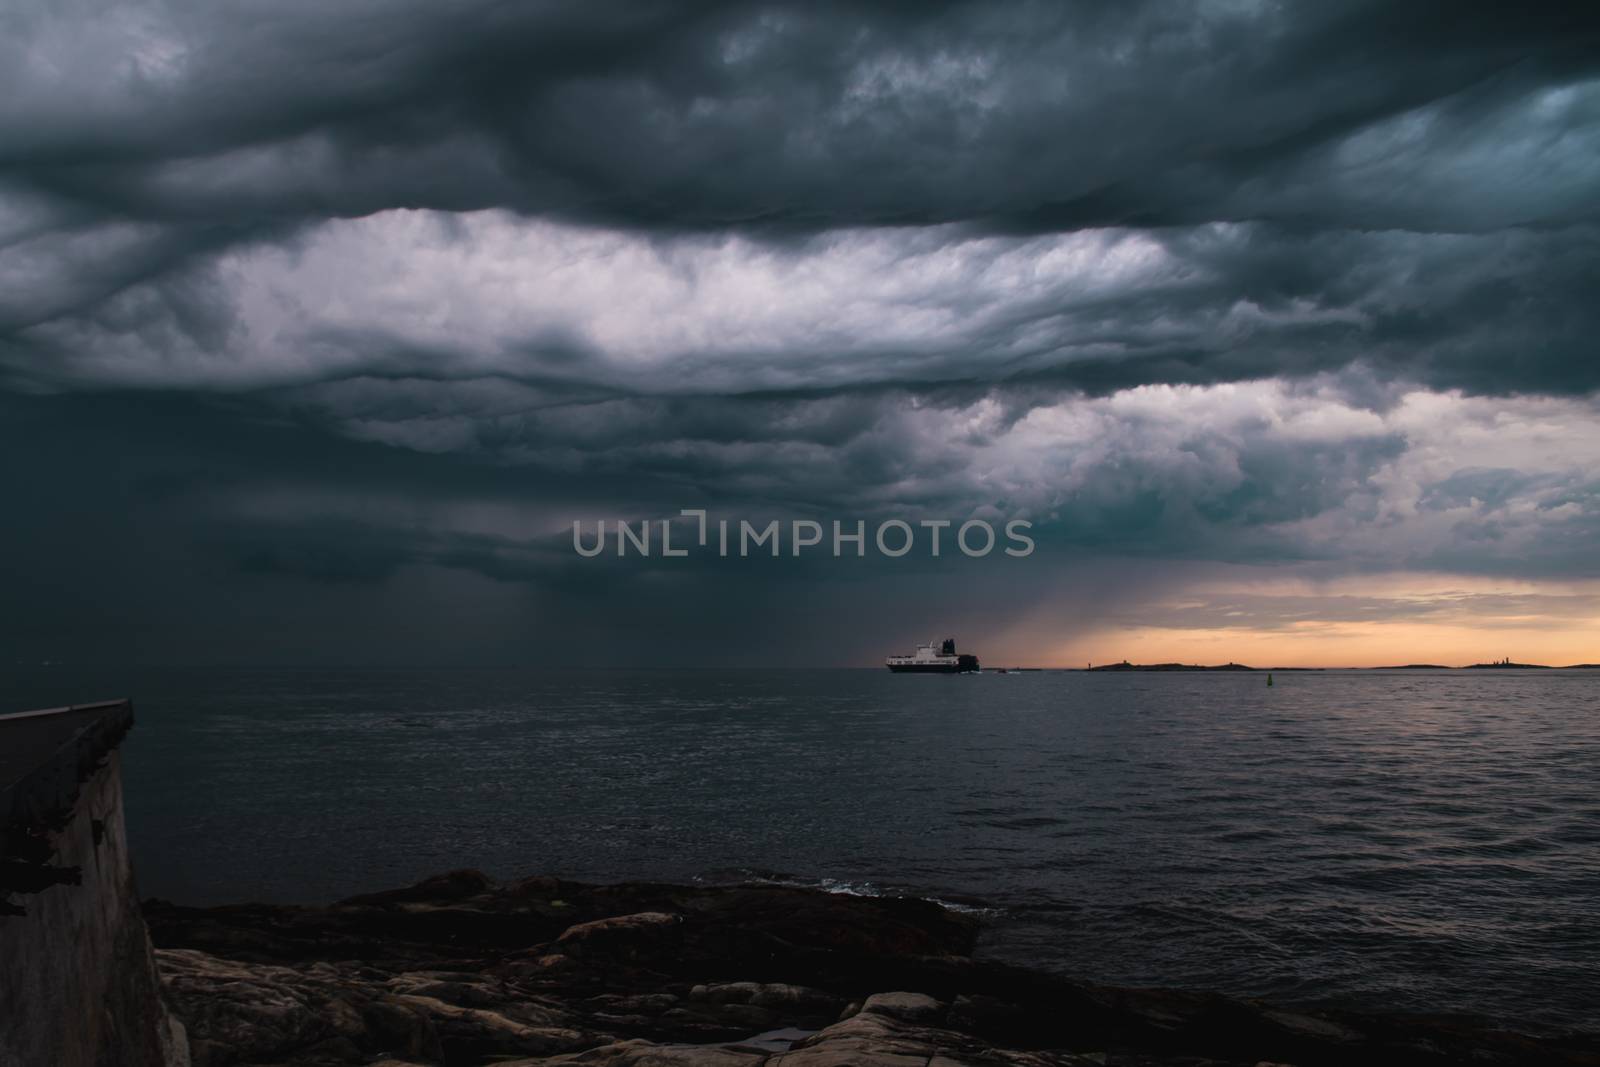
[886, 655, 980, 673]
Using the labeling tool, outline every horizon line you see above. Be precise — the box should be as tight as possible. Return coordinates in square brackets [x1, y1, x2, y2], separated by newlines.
[7, 659, 1600, 672]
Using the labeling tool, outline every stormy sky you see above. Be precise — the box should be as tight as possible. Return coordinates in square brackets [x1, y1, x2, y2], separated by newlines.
[4, 0, 1599, 668]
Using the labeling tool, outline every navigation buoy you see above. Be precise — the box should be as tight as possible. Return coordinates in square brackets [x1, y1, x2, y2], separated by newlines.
[1267, 673, 1274, 687]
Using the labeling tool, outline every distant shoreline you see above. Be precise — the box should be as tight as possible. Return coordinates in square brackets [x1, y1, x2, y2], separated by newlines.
[1006, 661, 1600, 672]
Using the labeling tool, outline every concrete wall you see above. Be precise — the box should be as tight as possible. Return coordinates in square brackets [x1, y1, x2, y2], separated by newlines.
[0, 705, 188, 1067]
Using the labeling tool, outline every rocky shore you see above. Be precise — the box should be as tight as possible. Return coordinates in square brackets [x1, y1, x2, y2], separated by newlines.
[145, 870, 1598, 1067]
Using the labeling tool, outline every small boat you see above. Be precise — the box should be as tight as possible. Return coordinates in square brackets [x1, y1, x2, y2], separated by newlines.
[886, 637, 981, 673]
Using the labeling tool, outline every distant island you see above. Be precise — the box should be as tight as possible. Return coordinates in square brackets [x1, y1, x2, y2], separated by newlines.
[1086, 661, 1309, 672]
[1073, 660, 1600, 672]
[1369, 664, 1453, 670]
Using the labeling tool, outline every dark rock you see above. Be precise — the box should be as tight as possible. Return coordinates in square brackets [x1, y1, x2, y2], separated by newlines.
[340, 869, 496, 907]
[858, 991, 945, 1024]
[146, 872, 1600, 1067]
[557, 912, 684, 962]
[949, 992, 1027, 1033]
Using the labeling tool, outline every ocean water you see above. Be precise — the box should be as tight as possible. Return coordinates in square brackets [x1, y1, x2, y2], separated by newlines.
[4, 666, 1597, 1033]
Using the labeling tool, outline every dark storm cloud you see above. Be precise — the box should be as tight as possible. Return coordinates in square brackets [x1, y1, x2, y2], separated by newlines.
[0, 382, 1386, 607]
[0, 387, 1129, 665]
[3, 0, 1599, 400]
[6, 0, 1598, 232]
[5, 1, 1600, 665]
[942, 224, 1600, 398]
[7, 216, 1600, 400]
[4, 383, 1598, 667]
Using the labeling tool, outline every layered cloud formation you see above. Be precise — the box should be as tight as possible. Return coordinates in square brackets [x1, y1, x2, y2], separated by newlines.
[4, 0, 1598, 665]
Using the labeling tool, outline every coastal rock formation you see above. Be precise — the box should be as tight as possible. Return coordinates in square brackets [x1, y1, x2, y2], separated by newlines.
[145, 870, 1600, 1067]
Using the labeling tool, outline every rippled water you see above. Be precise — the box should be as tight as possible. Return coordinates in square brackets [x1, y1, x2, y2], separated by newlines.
[4, 667, 1597, 1033]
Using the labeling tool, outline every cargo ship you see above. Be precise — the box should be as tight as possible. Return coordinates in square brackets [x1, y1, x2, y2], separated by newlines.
[886, 637, 980, 673]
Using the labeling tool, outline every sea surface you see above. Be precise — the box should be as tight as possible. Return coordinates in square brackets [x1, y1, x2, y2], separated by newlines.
[4, 666, 1598, 1034]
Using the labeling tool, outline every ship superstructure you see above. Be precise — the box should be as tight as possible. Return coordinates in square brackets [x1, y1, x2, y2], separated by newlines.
[886, 637, 980, 673]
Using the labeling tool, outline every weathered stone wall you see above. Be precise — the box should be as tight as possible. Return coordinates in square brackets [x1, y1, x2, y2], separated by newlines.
[0, 711, 188, 1067]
